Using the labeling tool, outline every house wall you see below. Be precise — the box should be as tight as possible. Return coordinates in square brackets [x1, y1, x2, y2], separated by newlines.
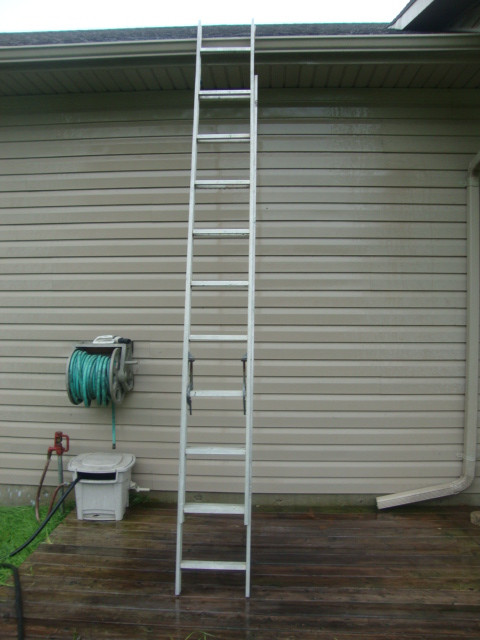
[1, 87, 480, 505]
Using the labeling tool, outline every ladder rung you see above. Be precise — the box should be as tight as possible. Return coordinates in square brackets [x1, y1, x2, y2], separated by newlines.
[193, 228, 249, 238]
[199, 89, 251, 100]
[186, 446, 246, 457]
[197, 134, 250, 143]
[191, 280, 248, 288]
[189, 390, 243, 398]
[201, 47, 251, 54]
[195, 179, 250, 189]
[181, 560, 246, 571]
[184, 502, 245, 515]
[190, 334, 247, 342]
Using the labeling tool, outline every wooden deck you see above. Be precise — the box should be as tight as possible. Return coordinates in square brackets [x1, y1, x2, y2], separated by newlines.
[1, 504, 480, 639]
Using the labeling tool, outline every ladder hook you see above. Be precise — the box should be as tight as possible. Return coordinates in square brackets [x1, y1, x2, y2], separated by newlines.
[242, 354, 247, 416]
[187, 352, 195, 415]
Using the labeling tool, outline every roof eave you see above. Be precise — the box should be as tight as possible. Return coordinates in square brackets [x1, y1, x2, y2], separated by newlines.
[390, 0, 436, 30]
[389, 0, 480, 31]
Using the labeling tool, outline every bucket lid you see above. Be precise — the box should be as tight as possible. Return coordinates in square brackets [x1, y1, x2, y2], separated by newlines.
[68, 452, 135, 473]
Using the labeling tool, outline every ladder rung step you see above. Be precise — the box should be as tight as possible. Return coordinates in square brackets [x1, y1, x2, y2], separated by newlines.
[186, 446, 246, 457]
[181, 560, 246, 571]
[190, 334, 247, 342]
[195, 179, 250, 189]
[189, 390, 243, 398]
[193, 228, 249, 238]
[199, 89, 251, 100]
[184, 502, 245, 514]
[197, 133, 250, 143]
[201, 47, 251, 53]
[191, 280, 248, 288]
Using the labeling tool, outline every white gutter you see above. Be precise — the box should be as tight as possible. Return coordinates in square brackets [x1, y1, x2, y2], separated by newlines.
[377, 152, 480, 509]
[0, 33, 479, 66]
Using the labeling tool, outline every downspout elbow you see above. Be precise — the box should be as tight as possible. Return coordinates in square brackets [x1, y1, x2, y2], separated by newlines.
[377, 153, 480, 510]
[468, 151, 480, 177]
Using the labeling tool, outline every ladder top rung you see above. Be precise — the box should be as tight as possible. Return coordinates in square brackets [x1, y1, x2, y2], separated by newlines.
[181, 560, 246, 571]
[190, 334, 248, 342]
[191, 280, 248, 288]
[201, 46, 251, 53]
[184, 502, 245, 515]
[195, 179, 250, 189]
[186, 446, 246, 456]
[199, 89, 251, 100]
[197, 133, 250, 142]
[193, 228, 249, 238]
[189, 390, 244, 398]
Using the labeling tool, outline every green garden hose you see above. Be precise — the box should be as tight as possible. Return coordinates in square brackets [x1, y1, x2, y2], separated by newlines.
[67, 350, 117, 448]
[68, 350, 110, 407]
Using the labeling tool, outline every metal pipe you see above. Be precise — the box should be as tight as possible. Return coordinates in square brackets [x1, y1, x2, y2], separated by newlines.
[57, 448, 65, 514]
[377, 152, 480, 509]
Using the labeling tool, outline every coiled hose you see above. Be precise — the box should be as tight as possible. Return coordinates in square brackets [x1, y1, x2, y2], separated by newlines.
[67, 349, 116, 448]
[67, 349, 111, 407]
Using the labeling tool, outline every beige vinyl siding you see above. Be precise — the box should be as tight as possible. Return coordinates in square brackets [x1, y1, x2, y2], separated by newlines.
[0, 87, 478, 501]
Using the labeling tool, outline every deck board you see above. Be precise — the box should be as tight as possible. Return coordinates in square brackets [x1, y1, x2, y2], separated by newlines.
[1, 505, 480, 639]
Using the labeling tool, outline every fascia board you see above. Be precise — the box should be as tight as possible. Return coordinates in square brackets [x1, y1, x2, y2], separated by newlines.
[0, 38, 198, 65]
[257, 33, 480, 64]
[0, 32, 479, 67]
[390, 0, 436, 30]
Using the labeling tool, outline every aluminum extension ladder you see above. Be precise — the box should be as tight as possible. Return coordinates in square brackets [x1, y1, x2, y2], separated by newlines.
[175, 21, 258, 598]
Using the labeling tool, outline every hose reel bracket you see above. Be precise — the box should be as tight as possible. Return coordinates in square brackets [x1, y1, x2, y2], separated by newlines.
[66, 336, 135, 406]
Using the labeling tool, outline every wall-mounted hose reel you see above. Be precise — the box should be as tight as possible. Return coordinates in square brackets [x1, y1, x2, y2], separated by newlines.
[66, 336, 135, 449]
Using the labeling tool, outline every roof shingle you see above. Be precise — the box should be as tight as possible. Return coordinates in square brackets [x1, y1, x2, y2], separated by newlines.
[0, 23, 395, 47]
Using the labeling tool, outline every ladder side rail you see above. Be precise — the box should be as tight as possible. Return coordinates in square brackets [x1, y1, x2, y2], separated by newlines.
[244, 21, 257, 599]
[244, 80, 257, 597]
[175, 20, 203, 598]
[245, 23, 257, 528]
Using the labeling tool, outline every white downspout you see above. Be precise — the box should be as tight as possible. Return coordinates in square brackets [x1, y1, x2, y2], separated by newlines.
[377, 152, 480, 510]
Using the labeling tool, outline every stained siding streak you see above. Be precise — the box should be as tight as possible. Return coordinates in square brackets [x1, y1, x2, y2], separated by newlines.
[0, 88, 478, 499]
